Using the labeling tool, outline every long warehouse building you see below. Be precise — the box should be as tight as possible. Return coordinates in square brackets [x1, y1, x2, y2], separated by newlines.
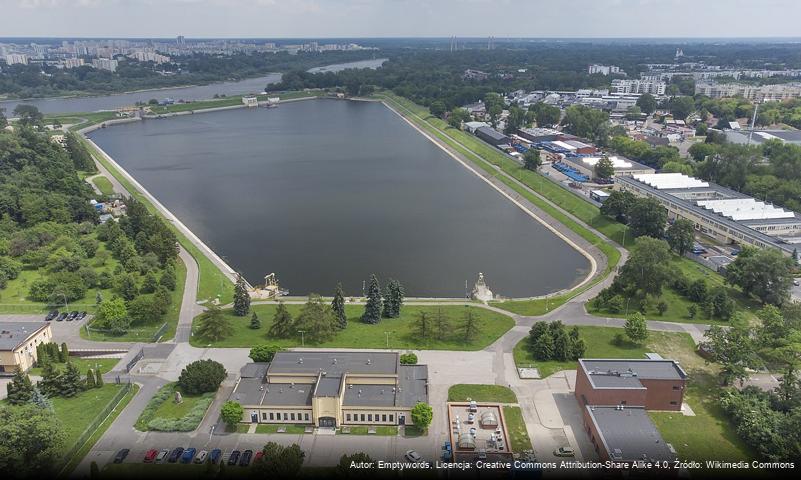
[615, 173, 801, 257]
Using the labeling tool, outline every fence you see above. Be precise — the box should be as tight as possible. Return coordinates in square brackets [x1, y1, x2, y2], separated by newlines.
[152, 322, 169, 342]
[84, 321, 168, 342]
[58, 381, 133, 477]
[126, 348, 145, 373]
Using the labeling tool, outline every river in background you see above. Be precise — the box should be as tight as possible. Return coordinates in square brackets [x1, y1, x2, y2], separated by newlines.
[89, 99, 589, 298]
[0, 57, 388, 115]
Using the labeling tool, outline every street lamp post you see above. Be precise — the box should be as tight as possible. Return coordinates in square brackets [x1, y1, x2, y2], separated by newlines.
[298, 330, 306, 347]
[384, 331, 392, 349]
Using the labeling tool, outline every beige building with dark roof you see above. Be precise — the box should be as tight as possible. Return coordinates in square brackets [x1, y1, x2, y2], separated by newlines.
[0, 322, 52, 373]
[231, 351, 428, 428]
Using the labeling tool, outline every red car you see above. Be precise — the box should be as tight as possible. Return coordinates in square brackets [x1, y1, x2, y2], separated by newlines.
[144, 449, 159, 463]
[254, 451, 264, 463]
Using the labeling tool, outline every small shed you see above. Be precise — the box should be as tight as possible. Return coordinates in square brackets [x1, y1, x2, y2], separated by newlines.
[457, 433, 476, 450]
[479, 410, 498, 427]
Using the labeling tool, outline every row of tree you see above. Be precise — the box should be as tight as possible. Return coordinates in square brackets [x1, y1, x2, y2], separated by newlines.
[527, 321, 587, 362]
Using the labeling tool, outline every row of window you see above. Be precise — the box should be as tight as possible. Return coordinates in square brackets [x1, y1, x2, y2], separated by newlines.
[345, 413, 393, 423]
[262, 411, 311, 422]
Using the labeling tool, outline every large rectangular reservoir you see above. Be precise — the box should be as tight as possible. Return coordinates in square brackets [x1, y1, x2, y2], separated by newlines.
[89, 99, 589, 297]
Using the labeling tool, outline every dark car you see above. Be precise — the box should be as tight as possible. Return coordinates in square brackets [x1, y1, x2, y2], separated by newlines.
[239, 450, 253, 466]
[77, 311, 88, 320]
[46, 310, 59, 321]
[168, 447, 184, 463]
[56, 312, 68, 322]
[228, 450, 241, 466]
[66, 311, 79, 321]
[113, 449, 130, 464]
[209, 449, 222, 464]
[180, 448, 196, 464]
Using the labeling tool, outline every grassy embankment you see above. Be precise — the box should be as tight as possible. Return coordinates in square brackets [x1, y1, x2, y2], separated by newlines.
[29, 357, 120, 377]
[90, 175, 115, 196]
[134, 383, 215, 432]
[447, 384, 518, 403]
[377, 92, 755, 323]
[191, 303, 513, 350]
[146, 90, 325, 114]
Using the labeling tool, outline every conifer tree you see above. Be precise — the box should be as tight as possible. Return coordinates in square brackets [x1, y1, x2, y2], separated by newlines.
[382, 279, 405, 318]
[268, 302, 294, 338]
[31, 385, 53, 411]
[362, 274, 382, 324]
[59, 342, 69, 362]
[433, 307, 450, 341]
[332, 283, 347, 329]
[95, 368, 104, 388]
[293, 294, 337, 343]
[249, 311, 261, 329]
[60, 362, 83, 397]
[533, 330, 554, 360]
[461, 308, 479, 343]
[86, 368, 96, 388]
[6, 369, 34, 405]
[233, 274, 251, 316]
[39, 362, 61, 396]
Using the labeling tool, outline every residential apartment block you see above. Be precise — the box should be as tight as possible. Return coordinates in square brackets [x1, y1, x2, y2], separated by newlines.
[611, 79, 666, 96]
[231, 351, 428, 428]
[695, 81, 801, 101]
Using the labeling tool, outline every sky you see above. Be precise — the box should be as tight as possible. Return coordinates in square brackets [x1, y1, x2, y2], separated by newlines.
[1, 0, 800, 39]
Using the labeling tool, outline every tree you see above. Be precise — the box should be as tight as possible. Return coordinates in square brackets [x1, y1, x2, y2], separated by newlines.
[707, 288, 736, 320]
[6, 369, 35, 405]
[335, 452, 376, 479]
[668, 96, 695, 120]
[59, 342, 69, 363]
[532, 329, 554, 360]
[400, 353, 418, 365]
[115, 272, 138, 301]
[0, 106, 7, 128]
[410, 402, 433, 430]
[38, 362, 61, 397]
[268, 302, 294, 338]
[433, 307, 450, 341]
[95, 368, 104, 388]
[624, 312, 648, 343]
[535, 103, 561, 127]
[726, 247, 794, 305]
[233, 274, 250, 316]
[59, 362, 84, 397]
[178, 359, 227, 395]
[382, 279, 404, 318]
[616, 237, 674, 297]
[0, 404, 66, 478]
[86, 368, 96, 389]
[665, 219, 695, 255]
[429, 100, 446, 118]
[252, 442, 305, 478]
[703, 324, 758, 385]
[331, 283, 347, 329]
[13, 104, 44, 127]
[600, 190, 636, 222]
[562, 104, 610, 146]
[361, 274, 382, 324]
[504, 105, 526, 134]
[657, 301, 669, 316]
[593, 156, 615, 180]
[447, 108, 470, 129]
[249, 312, 261, 329]
[523, 149, 542, 171]
[413, 311, 431, 343]
[551, 323, 571, 361]
[196, 303, 233, 342]
[636, 93, 657, 115]
[220, 401, 244, 428]
[160, 266, 177, 290]
[293, 294, 337, 343]
[249, 345, 282, 362]
[569, 326, 586, 359]
[30, 386, 53, 411]
[141, 272, 159, 294]
[627, 197, 667, 238]
[688, 304, 698, 319]
[461, 308, 479, 343]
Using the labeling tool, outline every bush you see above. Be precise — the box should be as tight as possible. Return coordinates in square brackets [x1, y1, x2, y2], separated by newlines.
[178, 359, 226, 395]
[400, 353, 418, 365]
[249, 345, 281, 363]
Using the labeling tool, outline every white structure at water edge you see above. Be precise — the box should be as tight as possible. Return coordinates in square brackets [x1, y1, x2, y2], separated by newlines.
[471, 273, 494, 302]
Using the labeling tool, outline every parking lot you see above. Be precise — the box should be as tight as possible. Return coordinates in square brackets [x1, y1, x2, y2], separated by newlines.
[0, 311, 92, 346]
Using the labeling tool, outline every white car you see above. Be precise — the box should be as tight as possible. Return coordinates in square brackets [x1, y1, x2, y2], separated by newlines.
[405, 450, 422, 462]
[194, 450, 208, 464]
[155, 449, 169, 463]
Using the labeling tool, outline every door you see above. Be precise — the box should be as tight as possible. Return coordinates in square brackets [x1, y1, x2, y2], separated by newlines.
[318, 417, 336, 428]
[398, 415, 405, 426]
[250, 412, 258, 423]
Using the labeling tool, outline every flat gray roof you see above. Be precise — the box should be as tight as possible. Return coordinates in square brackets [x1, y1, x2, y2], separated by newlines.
[587, 406, 676, 462]
[231, 377, 268, 406]
[263, 382, 314, 406]
[342, 365, 428, 408]
[580, 359, 686, 389]
[267, 351, 398, 377]
[0, 322, 48, 351]
[240, 362, 269, 379]
[314, 376, 343, 397]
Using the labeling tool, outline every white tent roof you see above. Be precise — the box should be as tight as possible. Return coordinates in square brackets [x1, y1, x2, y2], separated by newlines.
[697, 198, 795, 221]
[633, 173, 709, 190]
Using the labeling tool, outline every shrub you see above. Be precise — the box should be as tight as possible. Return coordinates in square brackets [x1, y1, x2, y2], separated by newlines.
[178, 359, 226, 395]
[400, 353, 418, 365]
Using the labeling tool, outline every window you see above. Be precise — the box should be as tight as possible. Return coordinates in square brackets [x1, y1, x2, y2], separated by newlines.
[304, 413, 310, 421]
[382, 414, 387, 422]
[672, 386, 681, 390]
[346, 414, 351, 422]
[620, 401, 626, 405]
[361, 414, 365, 422]
[262, 412, 268, 420]
[670, 401, 678, 405]
[269, 413, 274, 420]
[283, 413, 288, 421]
[389, 414, 394, 422]
[368, 414, 372, 422]
[290, 413, 295, 421]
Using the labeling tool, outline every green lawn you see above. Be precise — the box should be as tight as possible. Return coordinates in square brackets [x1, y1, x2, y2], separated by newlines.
[190, 303, 513, 350]
[50, 385, 128, 460]
[77, 136, 234, 304]
[502, 406, 533, 452]
[255, 423, 308, 434]
[90, 175, 115, 196]
[447, 384, 518, 403]
[29, 357, 120, 377]
[337, 425, 398, 435]
[134, 383, 215, 432]
[513, 326, 695, 378]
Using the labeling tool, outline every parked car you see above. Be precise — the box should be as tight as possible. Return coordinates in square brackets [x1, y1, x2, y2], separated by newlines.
[794, 279, 800, 287]
[254, 451, 264, 463]
[113, 449, 130, 464]
[404, 450, 422, 462]
[467, 413, 475, 423]
[168, 447, 184, 463]
[553, 447, 575, 457]
[143, 449, 158, 463]
[228, 450, 241, 465]
[194, 450, 208, 464]
[209, 449, 222, 464]
[45, 310, 59, 321]
[77, 311, 88, 320]
[239, 450, 253, 466]
[66, 311, 79, 321]
[155, 449, 169, 463]
[56, 312, 68, 322]
[181, 448, 196, 464]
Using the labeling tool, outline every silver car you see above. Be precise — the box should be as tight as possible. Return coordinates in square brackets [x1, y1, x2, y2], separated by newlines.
[155, 449, 169, 463]
[194, 450, 208, 463]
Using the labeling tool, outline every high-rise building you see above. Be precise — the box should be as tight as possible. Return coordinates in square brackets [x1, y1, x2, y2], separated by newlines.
[4, 53, 28, 65]
[177, 35, 185, 46]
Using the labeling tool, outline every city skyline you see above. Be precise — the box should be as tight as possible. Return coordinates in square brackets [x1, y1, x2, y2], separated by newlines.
[3, 0, 801, 39]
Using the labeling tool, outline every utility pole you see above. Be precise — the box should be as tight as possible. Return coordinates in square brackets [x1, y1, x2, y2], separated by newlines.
[384, 331, 392, 348]
[298, 330, 305, 347]
[747, 101, 759, 146]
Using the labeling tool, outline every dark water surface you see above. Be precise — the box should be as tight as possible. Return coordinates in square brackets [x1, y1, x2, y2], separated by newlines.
[90, 99, 589, 297]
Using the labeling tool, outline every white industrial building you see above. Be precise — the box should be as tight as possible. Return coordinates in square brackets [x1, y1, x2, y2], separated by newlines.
[616, 173, 801, 256]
